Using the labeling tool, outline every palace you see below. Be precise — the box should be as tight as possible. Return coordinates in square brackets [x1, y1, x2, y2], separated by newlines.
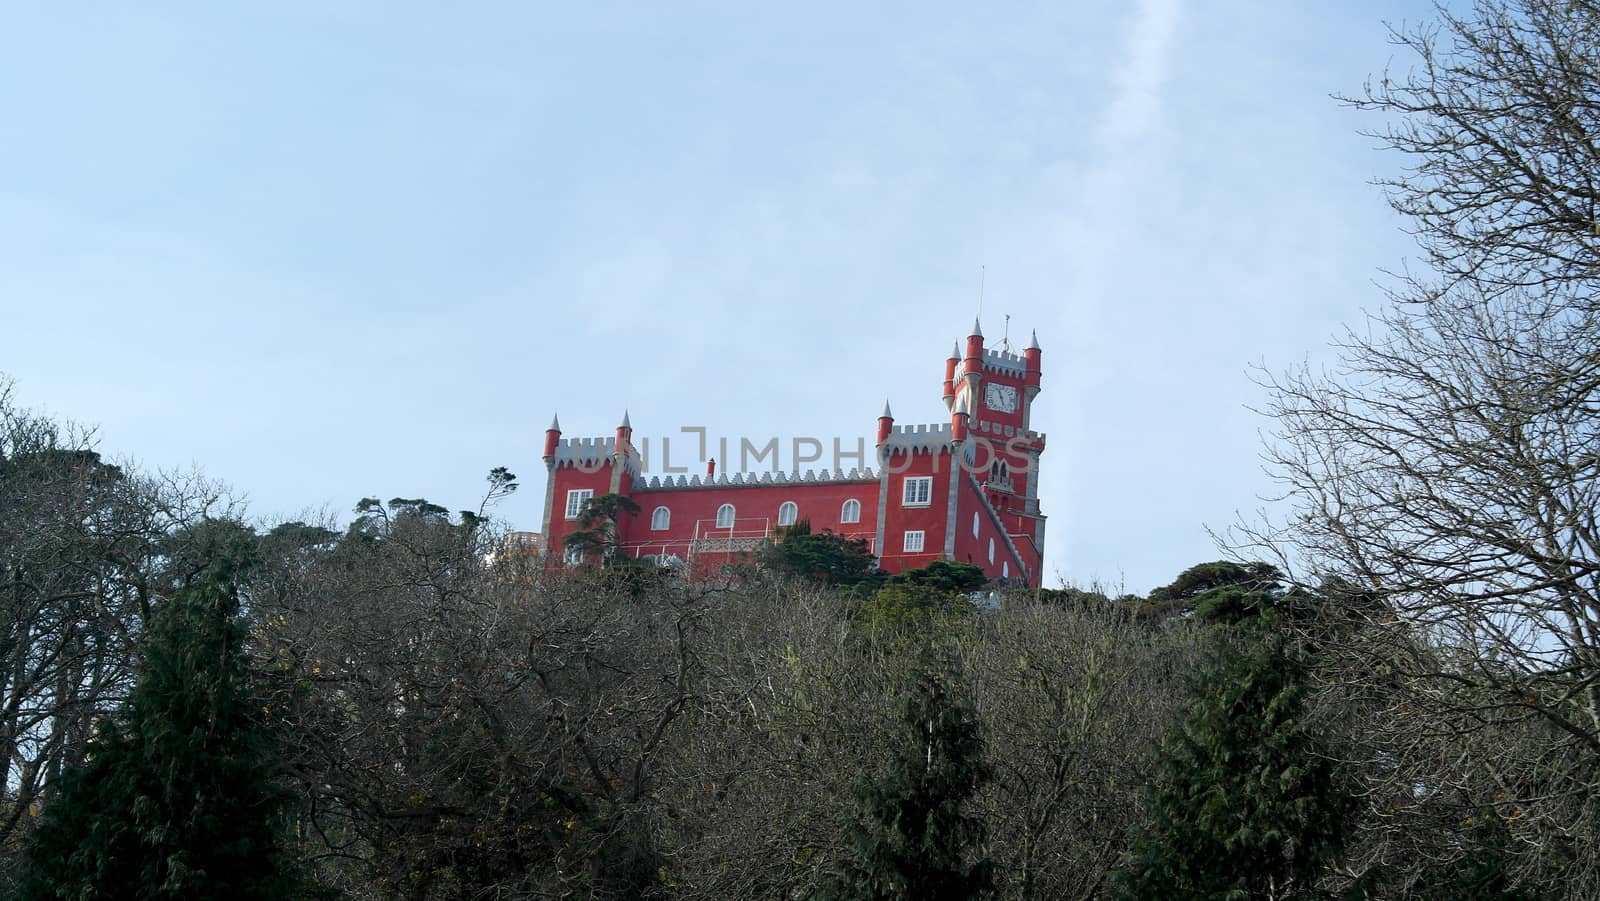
[539, 318, 1046, 586]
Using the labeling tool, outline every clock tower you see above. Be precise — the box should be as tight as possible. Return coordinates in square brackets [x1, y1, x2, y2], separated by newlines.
[941, 318, 1045, 551]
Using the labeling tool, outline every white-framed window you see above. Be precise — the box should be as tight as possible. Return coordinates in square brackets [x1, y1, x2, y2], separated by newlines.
[777, 501, 798, 527]
[972, 511, 979, 537]
[902, 476, 932, 507]
[988, 538, 995, 563]
[565, 489, 593, 520]
[563, 544, 584, 566]
[716, 503, 736, 529]
[904, 530, 925, 553]
[1003, 561, 1009, 578]
[651, 506, 671, 530]
[840, 498, 861, 523]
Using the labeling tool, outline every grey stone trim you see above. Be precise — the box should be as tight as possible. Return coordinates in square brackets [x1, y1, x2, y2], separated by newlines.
[967, 470, 1030, 579]
[875, 448, 890, 556]
[943, 445, 962, 558]
[540, 460, 557, 548]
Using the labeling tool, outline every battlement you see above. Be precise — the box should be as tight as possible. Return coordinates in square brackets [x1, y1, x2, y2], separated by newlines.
[980, 348, 1028, 377]
[633, 467, 878, 492]
[883, 422, 953, 454]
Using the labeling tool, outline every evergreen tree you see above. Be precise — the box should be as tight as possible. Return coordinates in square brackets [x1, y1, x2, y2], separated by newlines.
[15, 575, 302, 899]
[824, 669, 993, 901]
[1118, 589, 1352, 899]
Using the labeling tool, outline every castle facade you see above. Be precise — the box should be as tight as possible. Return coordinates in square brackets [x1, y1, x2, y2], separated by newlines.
[540, 318, 1046, 586]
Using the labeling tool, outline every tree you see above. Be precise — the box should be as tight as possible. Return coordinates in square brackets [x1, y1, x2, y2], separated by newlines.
[562, 492, 641, 565]
[14, 574, 302, 898]
[824, 668, 993, 901]
[0, 378, 233, 863]
[1118, 591, 1352, 899]
[761, 519, 881, 589]
[1232, 2, 1600, 890]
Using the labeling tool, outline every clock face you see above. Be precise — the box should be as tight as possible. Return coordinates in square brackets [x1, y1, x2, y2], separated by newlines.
[984, 383, 1018, 413]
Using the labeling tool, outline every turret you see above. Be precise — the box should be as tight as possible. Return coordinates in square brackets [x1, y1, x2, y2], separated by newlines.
[951, 394, 969, 443]
[610, 411, 632, 493]
[615, 410, 633, 452]
[1024, 329, 1042, 390]
[876, 400, 895, 446]
[942, 342, 959, 408]
[964, 316, 985, 368]
[543, 414, 562, 461]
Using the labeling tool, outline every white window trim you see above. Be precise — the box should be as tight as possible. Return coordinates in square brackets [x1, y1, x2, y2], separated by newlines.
[972, 511, 979, 538]
[841, 498, 861, 523]
[903, 530, 925, 553]
[563, 545, 584, 565]
[777, 501, 798, 527]
[651, 506, 670, 531]
[988, 538, 995, 564]
[902, 476, 933, 507]
[716, 503, 736, 529]
[565, 489, 593, 520]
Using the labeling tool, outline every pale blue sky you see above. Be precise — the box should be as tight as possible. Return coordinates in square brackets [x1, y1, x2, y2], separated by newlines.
[0, 1, 1437, 593]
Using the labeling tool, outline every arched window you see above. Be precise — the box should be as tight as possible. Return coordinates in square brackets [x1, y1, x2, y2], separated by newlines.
[716, 504, 736, 529]
[999, 461, 1009, 479]
[988, 538, 995, 564]
[972, 511, 980, 537]
[1003, 561, 1009, 578]
[841, 498, 861, 523]
[777, 501, 798, 526]
[651, 506, 671, 531]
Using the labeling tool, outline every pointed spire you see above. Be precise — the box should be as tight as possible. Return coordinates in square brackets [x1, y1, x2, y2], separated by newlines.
[1026, 329, 1040, 351]
[955, 394, 969, 415]
[881, 399, 894, 419]
[949, 341, 961, 360]
[970, 316, 984, 338]
[549, 413, 561, 431]
[620, 409, 631, 429]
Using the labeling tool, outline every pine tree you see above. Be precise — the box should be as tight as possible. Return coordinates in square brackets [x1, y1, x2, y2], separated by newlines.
[1118, 589, 1352, 899]
[15, 575, 302, 899]
[823, 669, 993, 901]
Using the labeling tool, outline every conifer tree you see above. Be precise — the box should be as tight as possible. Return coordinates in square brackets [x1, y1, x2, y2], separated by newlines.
[1118, 588, 1352, 899]
[15, 574, 301, 899]
[824, 669, 993, 901]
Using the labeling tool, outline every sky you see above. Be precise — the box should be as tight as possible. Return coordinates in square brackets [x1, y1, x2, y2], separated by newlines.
[0, 1, 1440, 594]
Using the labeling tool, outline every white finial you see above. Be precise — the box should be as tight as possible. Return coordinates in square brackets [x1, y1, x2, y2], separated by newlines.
[549, 413, 561, 431]
[881, 399, 894, 419]
[1027, 329, 1041, 351]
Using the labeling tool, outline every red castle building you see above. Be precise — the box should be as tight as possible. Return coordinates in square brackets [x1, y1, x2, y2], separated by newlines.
[539, 318, 1047, 586]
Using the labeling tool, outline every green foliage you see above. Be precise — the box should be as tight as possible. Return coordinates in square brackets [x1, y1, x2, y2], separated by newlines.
[15, 577, 306, 899]
[761, 519, 881, 588]
[1136, 560, 1284, 620]
[824, 669, 993, 901]
[1117, 587, 1352, 899]
[885, 560, 987, 596]
[857, 561, 989, 628]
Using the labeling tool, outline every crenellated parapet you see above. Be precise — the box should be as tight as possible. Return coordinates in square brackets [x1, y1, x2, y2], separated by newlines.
[880, 422, 954, 455]
[550, 436, 645, 477]
[633, 467, 877, 492]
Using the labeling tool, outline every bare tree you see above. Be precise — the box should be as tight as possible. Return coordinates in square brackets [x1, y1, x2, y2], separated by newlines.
[1235, 2, 1600, 892]
[0, 378, 234, 863]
